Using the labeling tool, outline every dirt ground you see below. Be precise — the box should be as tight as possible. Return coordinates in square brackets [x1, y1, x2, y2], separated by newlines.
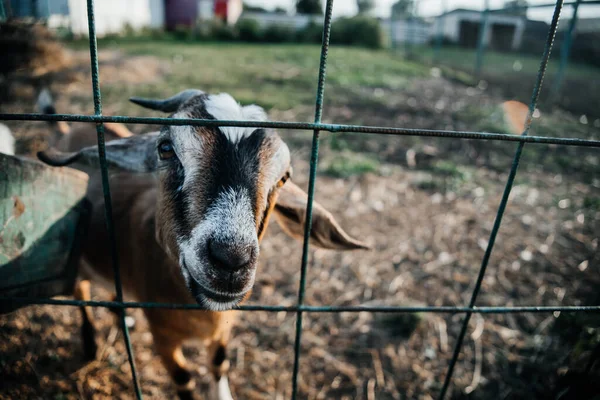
[1, 43, 600, 400]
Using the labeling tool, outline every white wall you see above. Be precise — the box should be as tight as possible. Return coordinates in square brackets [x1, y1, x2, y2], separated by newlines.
[227, 0, 243, 25]
[241, 11, 323, 29]
[198, 0, 214, 20]
[434, 11, 526, 50]
[68, 0, 164, 37]
[382, 20, 432, 45]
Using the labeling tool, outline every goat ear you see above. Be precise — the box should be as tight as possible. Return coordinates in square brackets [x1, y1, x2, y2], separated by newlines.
[273, 181, 370, 251]
[37, 132, 159, 172]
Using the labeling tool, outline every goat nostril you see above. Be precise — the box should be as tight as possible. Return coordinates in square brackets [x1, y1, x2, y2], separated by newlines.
[207, 240, 254, 271]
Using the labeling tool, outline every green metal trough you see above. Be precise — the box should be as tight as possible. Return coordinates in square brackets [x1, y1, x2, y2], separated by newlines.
[0, 152, 90, 314]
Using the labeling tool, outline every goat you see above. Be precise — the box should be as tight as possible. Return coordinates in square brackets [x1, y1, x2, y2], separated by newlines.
[37, 89, 369, 400]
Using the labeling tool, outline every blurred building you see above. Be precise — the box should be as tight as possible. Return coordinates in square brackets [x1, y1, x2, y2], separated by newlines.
[240, 11, 321, 30]
[69, 0, 164, 36]
[164, 0, 196, 29]
[2, 0, 243, 35]
[519, 19, 549, 55]
[214, 0, 242, 25]
[433, 9, 526, 51]
[166, 0, 242, 29]
[563, 16, 600, 34]
[558, 17, 600, 67]
[6, 0, 69, 17]
[382, 18, 431, 46]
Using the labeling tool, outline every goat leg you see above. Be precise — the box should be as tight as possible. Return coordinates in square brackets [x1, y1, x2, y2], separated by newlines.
[73, 279, 98, 361]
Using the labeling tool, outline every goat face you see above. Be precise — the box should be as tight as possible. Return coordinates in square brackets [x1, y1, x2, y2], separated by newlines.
[150, 92, 291, 310]
[38, 89, 368, 311]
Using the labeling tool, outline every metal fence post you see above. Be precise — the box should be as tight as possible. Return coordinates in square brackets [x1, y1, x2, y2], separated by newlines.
[552, 0, 581, 100]
[390, 11, 396, 50]
[84, 0, 143, 398]
[438, 1, 566, 398]
[405, 1, 418, 59]
[433, 0, 448, 64]
[405, 16, 411, 58]
[475, 0, 490, 77]
[290, 0, 335, 398]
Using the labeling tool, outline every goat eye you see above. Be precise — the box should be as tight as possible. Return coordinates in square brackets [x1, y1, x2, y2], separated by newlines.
[158, 140, 175, 160]
[277, 172, 290, 188]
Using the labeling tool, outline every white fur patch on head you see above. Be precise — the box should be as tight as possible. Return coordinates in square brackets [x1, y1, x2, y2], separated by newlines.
[179, 186, 259, 304]
[182, 186, 257, 256]
[265, 143, 290, 191]
[169, 112, 205, 191]
[204, 93, 267, 143]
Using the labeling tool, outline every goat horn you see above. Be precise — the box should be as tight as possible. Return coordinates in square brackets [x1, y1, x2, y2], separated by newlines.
[129, 89, 204, 113]
[37, 147, 82, 167]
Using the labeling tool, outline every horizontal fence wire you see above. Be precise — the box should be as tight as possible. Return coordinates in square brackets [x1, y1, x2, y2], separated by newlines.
[1, 113, 600, 148]
[1, 0, 599, 398]
[2, 296, 600, 314]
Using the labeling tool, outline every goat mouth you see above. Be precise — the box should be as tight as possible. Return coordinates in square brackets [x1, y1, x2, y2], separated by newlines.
[192, 280, 243, 304]
[181, 259, 246, 307]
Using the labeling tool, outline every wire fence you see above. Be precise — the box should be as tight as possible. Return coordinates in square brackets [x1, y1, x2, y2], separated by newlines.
[1, 0, 600, 399]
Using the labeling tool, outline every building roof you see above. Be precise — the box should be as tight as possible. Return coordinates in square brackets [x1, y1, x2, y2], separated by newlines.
[437, 8, 525, 21]
[437, 8, 480, 17]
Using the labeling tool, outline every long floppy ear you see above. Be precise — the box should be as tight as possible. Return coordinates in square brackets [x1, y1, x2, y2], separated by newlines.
[273, 181, 370, 251]
[129, 89, 204, 113]
[37, 132, 160, 172]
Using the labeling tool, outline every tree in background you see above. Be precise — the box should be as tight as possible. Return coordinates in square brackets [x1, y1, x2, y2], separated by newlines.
[296, 0, 323, 15]
[391, 0, 414, 18]
[503, 0, 528, 16]
[274, 7, 288, 14]
[357, 0, 376, 15]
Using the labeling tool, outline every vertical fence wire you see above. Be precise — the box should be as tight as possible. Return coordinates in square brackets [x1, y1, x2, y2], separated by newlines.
[438, 1, 565, 398]
[405, 1, 417, 59]
[405, 17, 411, 58]
[390, 10, 396, 50]
[475, 0, 490, 77]
[552, 0, 581, 100]
[290, 0, 335, 398]
[85, 0, 142, 398]
[433, 0, 448, 63]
